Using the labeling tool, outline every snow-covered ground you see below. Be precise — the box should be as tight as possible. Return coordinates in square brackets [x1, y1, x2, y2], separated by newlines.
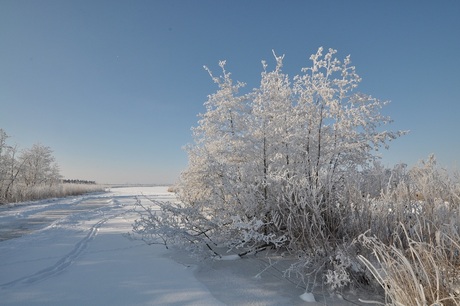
[0, 186, 368, 305]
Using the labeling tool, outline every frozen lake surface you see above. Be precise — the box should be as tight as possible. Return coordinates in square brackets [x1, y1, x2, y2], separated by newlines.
[0, 186, 368, 305]
[0, 196, 109, 241]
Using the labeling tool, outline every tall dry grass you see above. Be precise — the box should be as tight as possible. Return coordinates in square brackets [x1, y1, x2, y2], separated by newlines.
[2, 183, 106, 204]
[355, 156, 460, 305]
[358, 221, 460, 306]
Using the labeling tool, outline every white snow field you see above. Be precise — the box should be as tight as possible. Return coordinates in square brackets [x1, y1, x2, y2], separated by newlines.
[0, 186, 368, 305]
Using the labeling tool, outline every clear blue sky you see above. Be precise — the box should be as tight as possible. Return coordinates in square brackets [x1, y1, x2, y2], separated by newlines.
[1, 0, 459, 184]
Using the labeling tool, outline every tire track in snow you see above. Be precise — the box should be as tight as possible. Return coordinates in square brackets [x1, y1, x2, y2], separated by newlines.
[0, 196, 115, 242]
[0, 210, 121, 289]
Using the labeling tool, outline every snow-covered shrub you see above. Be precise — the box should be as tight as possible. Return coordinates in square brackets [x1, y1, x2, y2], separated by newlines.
[366, 156, 460, 247]
[131, 197, 224, 257]
[325, 261, 351, 291]
[324, 248, 364, 291]
[131, 45, 460, 297]
[135, 47, 408, 292]
[227, 215, 287, 253]
[177, 47, 403, 253]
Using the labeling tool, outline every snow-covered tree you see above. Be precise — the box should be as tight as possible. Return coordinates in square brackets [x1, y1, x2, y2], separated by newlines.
[19, 143, 61, 187]
[139, 47, 405, 263]
[0, 129, 10, 201]
[264, 48, 405, 253]
[180, 60, 251, 217]
[0, 129, 100, 204]
[0, 129, 23, 202]
[243, 52, 294, 235]
[181, 48, 403, 253]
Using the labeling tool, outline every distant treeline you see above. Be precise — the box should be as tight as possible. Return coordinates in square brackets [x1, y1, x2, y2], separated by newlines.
[62, 179, 96, 185]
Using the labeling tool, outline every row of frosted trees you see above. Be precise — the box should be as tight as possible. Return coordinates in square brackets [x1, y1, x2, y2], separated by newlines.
[0, 129, 61, 203]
